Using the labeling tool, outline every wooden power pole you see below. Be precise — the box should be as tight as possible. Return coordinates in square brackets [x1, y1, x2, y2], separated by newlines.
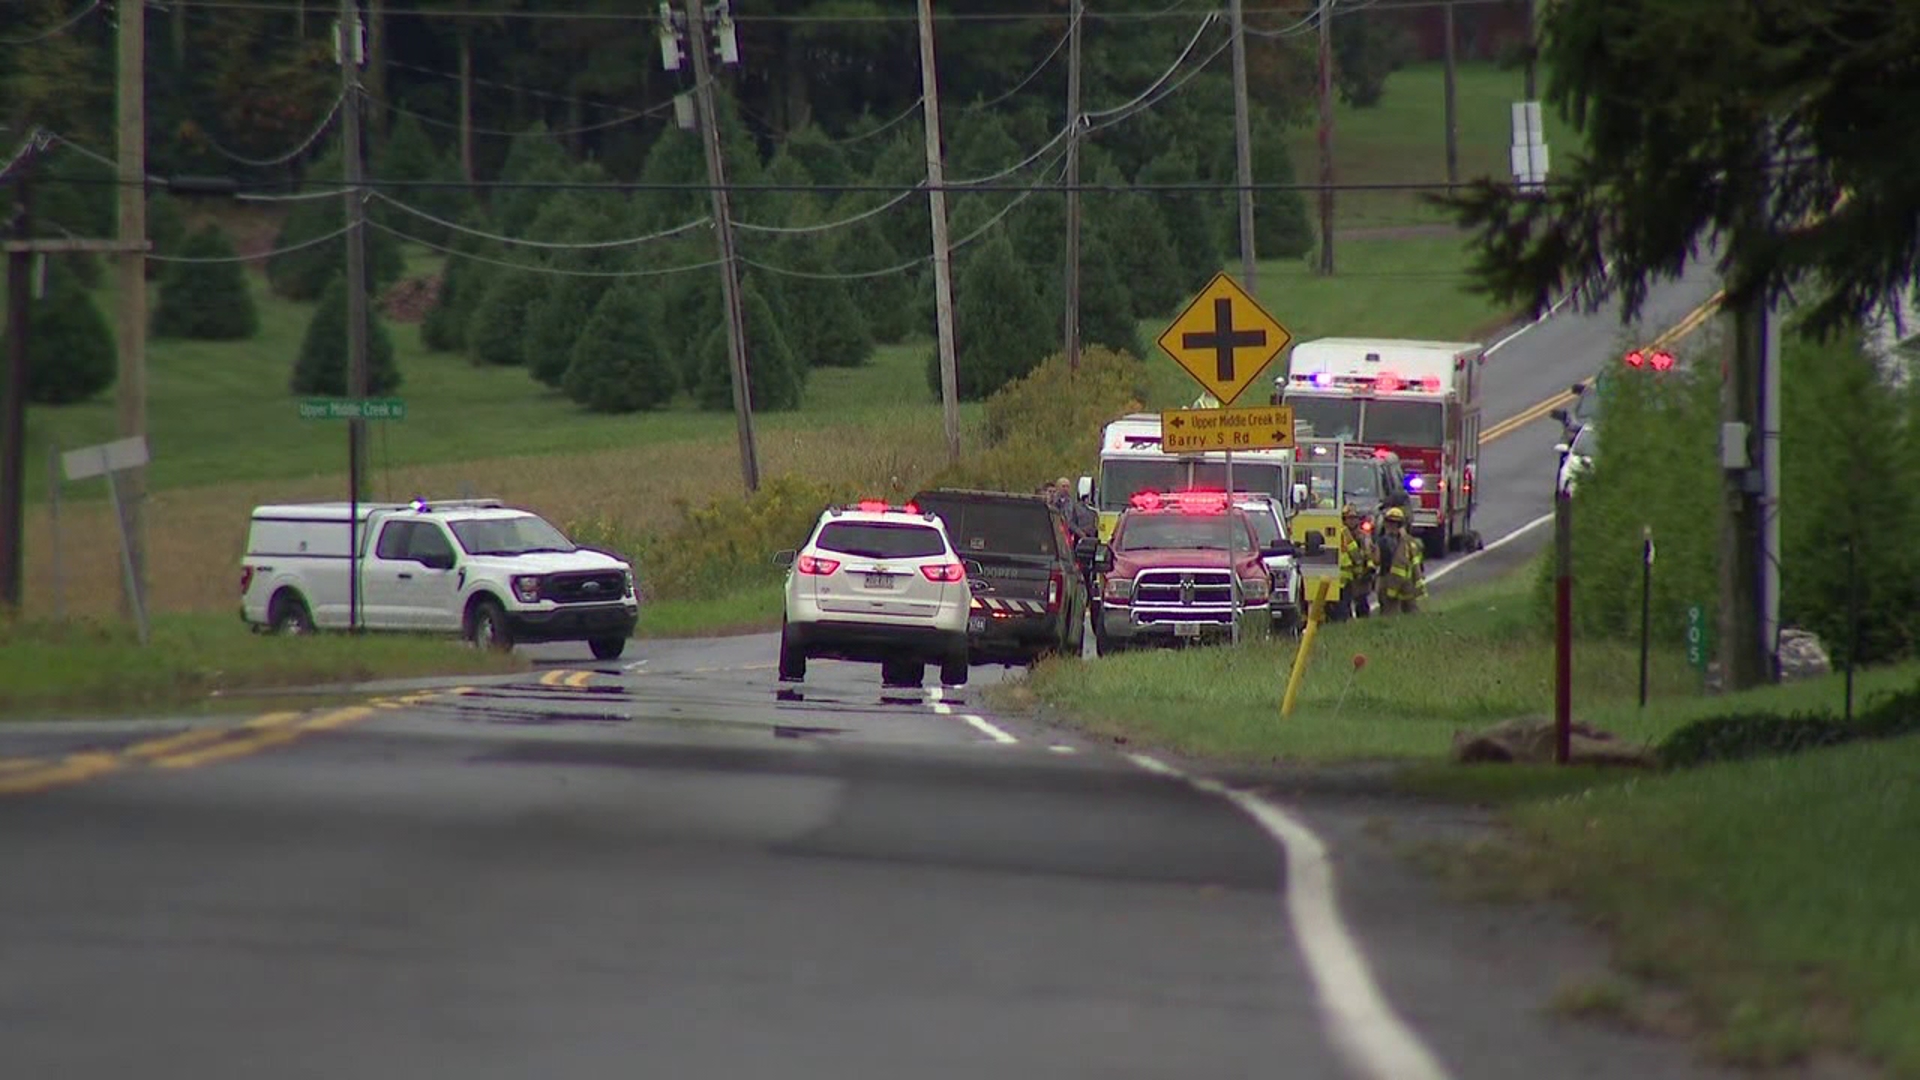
[1315, 0, 1336, 275]
[1062, 0, 1083, 371]
[1229, 0, 1257, 294]
[1443, 2, 1459, 186]
[0, 160, 32, 613]
[116, 0, 148, 621]
[684, 0, 760, 493]
[918, 0, 961, 464]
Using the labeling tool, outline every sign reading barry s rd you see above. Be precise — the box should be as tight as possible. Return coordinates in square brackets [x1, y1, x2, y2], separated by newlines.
[1159, 404, 1296, 453]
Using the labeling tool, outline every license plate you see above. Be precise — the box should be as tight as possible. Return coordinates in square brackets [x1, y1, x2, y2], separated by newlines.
[863, 572, 892, 589]
[968, 616, 986, 634]
[1174, 622, 1201, 638]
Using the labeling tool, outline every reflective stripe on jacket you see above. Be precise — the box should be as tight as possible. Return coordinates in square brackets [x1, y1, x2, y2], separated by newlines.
[1337, 525, 1374, 587]
[1378, 529, 1427, 600]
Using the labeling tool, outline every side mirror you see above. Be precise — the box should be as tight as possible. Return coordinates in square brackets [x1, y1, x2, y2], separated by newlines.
[1072, 536, 1098, 563]
[1291, 483, 1308, 505]
[1093, 545, 1114, 574]
[772, 549, 796, 567]
[1305, 532, 1326, 556]
[1553, 442, 1570, 455]
[1262, 541, 1292, 558]
[962, 557, 985, 577]
[420, 551, 455, 571]
[1076, 475, 1094, 502]
[1548, 407, 1569, 425]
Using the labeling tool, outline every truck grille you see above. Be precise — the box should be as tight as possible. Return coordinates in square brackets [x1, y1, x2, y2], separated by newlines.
[1132, 568, 1236, 624]
[542, 570, 628, 604]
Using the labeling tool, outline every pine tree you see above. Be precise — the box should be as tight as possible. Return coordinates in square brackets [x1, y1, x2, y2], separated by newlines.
[783, 123, 852, 188]
[1095, 187, 1186, 320]
[696, 283, 803, 412]
[525, 276, 610, 388]
[1251, 109, 1314, 259]
[563, 280, 678, 413]
[265, 140, 406, 302]
[633, 127, 709, 233]
[466, 269, 545, 367]
[151, 226, 260, 340]
[764, 204, 872, 369]
[26, 261, 115, 405]
[420, 203, 502, 355]
[371, 112, 470, 247]
[928, 232, 1052, 401]
[659, 261, 724, 393]
[832, 205, 916, 344]
[491, 123, 572, 237]
[290, 275, 402, 396]
[518, 186, 628, 383]
[1078, 230, 1143, 361]
[1138, 147, 1222, 294]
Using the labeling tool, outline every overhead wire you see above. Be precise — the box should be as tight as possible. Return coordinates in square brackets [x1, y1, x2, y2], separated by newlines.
[147, 220, 357, 262]
[142, 1, 1316, 23]
[0, 0, 104, 45]
[959, 12, 1075, 114]
[373, 90, 681, 139]
[202, 93, 346, 168]
[368, 218, 729, 278]
[369, 190, 712, 249]
[732, 184, 921, 236]
[1081, 12, 1221, 121]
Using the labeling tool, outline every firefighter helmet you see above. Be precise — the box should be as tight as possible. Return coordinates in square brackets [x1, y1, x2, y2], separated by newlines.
[1384, 506, 1407, 523]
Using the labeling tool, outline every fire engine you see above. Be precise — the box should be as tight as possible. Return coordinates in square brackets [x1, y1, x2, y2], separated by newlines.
[1275, 337, 1486, 557]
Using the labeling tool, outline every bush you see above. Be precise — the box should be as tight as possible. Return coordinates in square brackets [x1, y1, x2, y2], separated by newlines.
[563, 280, 677, 413]
[1655, 710, 1857, 770]
[932, 346, 1152, 490]
[151, 226, 260, 340]
[290, 275, 402, 396]
[26, 261, 116, 405]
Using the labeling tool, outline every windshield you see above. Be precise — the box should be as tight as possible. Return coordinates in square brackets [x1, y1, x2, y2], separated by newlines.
[1571, 424, 1598, 457]
[1098, 459, 1188, 513]
[916, 499, 1056, 557]
[1287, 395, 1361, 441]
[1364, 400, 1445, 446]
[1116, 512, 1250, 552]
[449, 513, 577, 556]
[1239, 507, 1281, 547]
[814, 521, 947, 560]
[1190, 461, 1287, 501]
[1290, 462, 1383, 512]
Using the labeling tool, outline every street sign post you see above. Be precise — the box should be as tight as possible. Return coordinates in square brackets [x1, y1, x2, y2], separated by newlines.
[1160, 404, 1295, 454]
[59, 435, 152, 645]
[297, 398, 404, 630]
[1156, 274, 1293, 646]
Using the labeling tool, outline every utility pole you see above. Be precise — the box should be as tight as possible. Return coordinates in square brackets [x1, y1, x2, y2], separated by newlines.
[1443, 2, 1459, 186]
[683, 0, 760, 493]
[1228, 0, 1256, 293]
[1062, 0, 1083, 371]
[918, 0, 961, 464]
[339, 1, 370, 631]
[1, 160, 32, 613]
[116, 0, 148, 622]
[1315, 0, 1336, 275]
[1522, 0, 1538, 100]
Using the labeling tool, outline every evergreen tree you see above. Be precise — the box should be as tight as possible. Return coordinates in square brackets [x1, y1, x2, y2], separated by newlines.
[466, 268, 545, 367]
[696, 283, 804, 412]
[420, 202, 503, 355]
[525, 275, 610, 388]
[1138, 147, 1222, 294]
[491, 123, 572, 237]
[832, 205, 916, 344]
[783, 123, 852, 188]
[517, 186, 630, 383]
[1095, 187, 1185, 319]
[151, 226, 260, 340]
[1251, 110, 1315, 260]
[371, 112, 469, 247]
[633, 127, 710, 233]
[659, 261, 724, 393]
[928, 232, 1051, 401]
[1078, 230, 1144, 361]
[764, 204, 873, 369]
[265, 140, 406, 301]
[563, 280, 678, 413]
[290, 275, 401, 396]
[26, 261, 115, 405]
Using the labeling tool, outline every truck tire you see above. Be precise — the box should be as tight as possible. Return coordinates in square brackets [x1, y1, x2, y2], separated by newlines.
[467, 597, 513, 651]
[589, 637, 627, 660]
[778, 621, 806, 682]
[880, 658, 923, 688]
[940, 649, 969, 687]
[268, 590, 314, 635]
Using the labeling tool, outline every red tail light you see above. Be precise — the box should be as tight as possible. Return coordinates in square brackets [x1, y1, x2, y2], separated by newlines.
[1046, 568, 1063, 610]
[239, 566, 256, 594]
[920, 562, 965, 583]
[797, 554, 840, 575]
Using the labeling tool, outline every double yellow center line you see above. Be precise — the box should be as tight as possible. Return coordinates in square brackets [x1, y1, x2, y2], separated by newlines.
[538, 668, 598, 689]
[0, 687, 456, 799]
[1477, 289, 1726, 445]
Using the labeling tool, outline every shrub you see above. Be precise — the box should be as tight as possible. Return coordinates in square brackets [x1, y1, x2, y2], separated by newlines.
[26, 261, 116, 405]
[695, 283, 804, 412]
[290, 275, 402, 396]
[933, 346, 1151, 490]
[1656, 710, 1856, 770]
[151, 226, 260, 340]
[563, 280, 677, 413]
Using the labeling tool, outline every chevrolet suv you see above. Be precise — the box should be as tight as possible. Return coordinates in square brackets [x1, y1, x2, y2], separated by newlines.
[1090, 491, 1284, 655]
[774, 499, 971, 688]
[910, 488, 1091, 666]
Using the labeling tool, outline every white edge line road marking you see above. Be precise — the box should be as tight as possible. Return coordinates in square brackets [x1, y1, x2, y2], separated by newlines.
[928, 688, 1019, 744]
[1126, 752, 1454, 1080]
[1427, 510, 1555, 585]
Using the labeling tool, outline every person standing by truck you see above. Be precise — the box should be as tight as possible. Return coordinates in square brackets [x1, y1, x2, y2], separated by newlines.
[1375, 506, 1427, 614]
[1335, 503, 1376, 620]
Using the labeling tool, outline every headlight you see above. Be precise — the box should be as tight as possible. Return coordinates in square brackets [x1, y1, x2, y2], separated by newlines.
[1103, 576, 1134, 602]
[511, 575, 543, 604]
[1239, 576, 1270, 602]
[622, 569, 636, 597]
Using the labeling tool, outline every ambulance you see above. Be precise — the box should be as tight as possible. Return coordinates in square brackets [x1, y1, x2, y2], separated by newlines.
[1275, 337, 1486, 557]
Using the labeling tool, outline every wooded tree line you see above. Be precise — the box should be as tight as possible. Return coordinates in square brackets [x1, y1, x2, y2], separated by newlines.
[10, 0, 1448, 410]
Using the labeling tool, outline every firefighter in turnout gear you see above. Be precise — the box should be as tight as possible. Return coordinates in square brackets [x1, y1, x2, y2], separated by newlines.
[1335, 504, 1376, 620]
[1375, 506, 1427, 615]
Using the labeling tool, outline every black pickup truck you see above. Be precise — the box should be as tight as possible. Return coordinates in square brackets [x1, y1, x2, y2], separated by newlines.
[911, 488, 1092, 666]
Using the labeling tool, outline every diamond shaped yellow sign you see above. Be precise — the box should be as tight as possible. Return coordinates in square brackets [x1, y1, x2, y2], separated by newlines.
[1155, 272, 1292, 408]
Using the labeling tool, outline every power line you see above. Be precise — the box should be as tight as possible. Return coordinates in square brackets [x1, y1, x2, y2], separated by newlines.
[732, 184, 922, 236]
[373, 90, 678, 139]
[0, 0, 103, 45]
[148, 0, 1520, 21]
[369, 190, 712, 249]
[960, 13, 1075, 114]
[201, 93, 345, 168]
[369, 218, 728, 278]
[144, 220, 357, 263]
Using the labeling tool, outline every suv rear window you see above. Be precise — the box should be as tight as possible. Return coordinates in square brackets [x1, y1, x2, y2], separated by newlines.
[815, 521, 947, 560]
[917, 500, 1055, 557]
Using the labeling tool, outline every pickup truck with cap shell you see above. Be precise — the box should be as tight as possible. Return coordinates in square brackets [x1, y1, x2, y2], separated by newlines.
[239, 497, 639, 659]
[910, 488, 1091, 666]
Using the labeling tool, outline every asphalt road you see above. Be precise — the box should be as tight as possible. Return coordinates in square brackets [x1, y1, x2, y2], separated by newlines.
[0, 273, 1742, 1079]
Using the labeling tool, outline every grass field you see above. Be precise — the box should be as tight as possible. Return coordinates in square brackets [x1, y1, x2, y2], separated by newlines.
[999, 564, 1709, 763]
[1284, 60, 1590, 230]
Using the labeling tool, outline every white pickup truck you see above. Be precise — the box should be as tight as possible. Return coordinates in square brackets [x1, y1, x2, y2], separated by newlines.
[239, 497, 639, 659]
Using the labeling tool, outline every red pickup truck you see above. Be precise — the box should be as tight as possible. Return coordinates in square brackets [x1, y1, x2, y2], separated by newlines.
[1089, 491, 1282, 655]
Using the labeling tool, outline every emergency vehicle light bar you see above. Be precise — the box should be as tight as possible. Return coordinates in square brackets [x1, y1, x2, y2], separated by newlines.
[1291, 371, 1443, 393]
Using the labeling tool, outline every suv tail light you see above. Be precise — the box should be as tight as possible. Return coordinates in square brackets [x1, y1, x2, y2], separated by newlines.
[239, 566, 255, 595]
[1046, 568, 1063, 610]
[797, 554, 840, 575]
[920, 562, 965, 583]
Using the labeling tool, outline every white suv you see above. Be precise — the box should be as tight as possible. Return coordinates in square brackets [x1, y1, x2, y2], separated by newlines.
[774, 499, 971, 688]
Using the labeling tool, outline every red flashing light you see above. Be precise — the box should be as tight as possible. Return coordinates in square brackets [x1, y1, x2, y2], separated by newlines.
[1129, 491, 1164, 511]
[1360, 519, 1374, 533]
[854, 499, 890, 513]
[239, 566, 255, 595]
[1373, 447, 1393, 459]
[1421, 375, 1442, 392]
[797, 554, 840, 576]
[1624, 349, 1646, 368]
[920, 562, 965, 583]
[903, 501, 921, 514]
[1375, 373, 1402, 392]
[1649, 350, 1676, 372]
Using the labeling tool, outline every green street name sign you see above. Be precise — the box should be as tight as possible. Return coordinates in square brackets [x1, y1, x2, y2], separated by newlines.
[298, 398, 407, 421]
[1685, 603, 1711, 672]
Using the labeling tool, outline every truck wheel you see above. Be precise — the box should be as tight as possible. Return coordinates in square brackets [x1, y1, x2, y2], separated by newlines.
[268, 591, 314, 635]
[777, 621, 806, 682]
[589, 637, 627, 661]
[467, 598, 513, 651]
[881, 658, 923, 688]
[1424, 527, 1449, 560]
[940, 651, 969, 687]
